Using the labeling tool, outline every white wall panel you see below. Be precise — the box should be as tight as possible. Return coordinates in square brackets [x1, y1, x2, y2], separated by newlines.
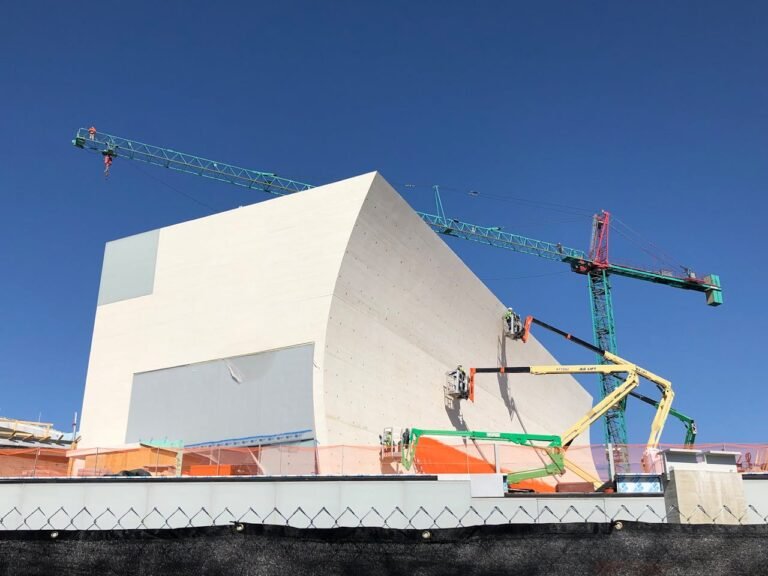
[81, 173, 374, 447]
[81, 171, 593, 460]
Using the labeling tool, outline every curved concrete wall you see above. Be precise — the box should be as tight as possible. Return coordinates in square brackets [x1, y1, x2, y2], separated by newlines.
[80, 172, 593, 452]
[323, 174, 592, 444]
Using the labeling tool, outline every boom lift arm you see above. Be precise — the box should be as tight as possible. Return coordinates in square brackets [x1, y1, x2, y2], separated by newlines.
[517, 316, 676, 449]
[406, 337, 670, 486]
[464, 363, 643, 486]
[398, 339, 675, 486]
[442, 316, 676, 484]
[400, 428, 567, 485]
[469, 364, 645, 448]
[401, 368, 639, 487]
[628, 390, 697, 447]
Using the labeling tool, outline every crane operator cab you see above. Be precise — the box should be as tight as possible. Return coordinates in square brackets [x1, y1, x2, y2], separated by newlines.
[503, 307, 525, 339]
[445, 365, 469, 400]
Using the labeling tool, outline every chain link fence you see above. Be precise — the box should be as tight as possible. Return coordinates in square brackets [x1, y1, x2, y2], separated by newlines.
[1, 502, 767, 531]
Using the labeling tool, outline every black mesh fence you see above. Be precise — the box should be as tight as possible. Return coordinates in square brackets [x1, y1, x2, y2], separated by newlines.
[1, 521, 767, 576]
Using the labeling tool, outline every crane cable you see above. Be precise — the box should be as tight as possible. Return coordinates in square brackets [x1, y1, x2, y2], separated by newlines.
[610, 215, 687, 272]
[82, 145, 226, 211]
[398, 180, 692, 274]
[397, 181, 593, 217]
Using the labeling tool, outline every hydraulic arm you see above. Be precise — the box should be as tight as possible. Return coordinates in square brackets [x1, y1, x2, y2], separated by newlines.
[629, 390, 697, 447]
[468, 364, 647, 449]
[438, 316, 676, 485]
[517, 316, 676, 450]
[400, 325, 673, 487]
[399, 331, 676, 487]
[400, 428, 566, 485]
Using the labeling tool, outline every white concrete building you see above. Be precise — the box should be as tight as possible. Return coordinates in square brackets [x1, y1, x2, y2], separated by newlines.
[79, 172, 593, 453]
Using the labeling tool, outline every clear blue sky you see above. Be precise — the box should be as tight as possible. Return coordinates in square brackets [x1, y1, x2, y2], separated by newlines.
[1, 2, 765, 444]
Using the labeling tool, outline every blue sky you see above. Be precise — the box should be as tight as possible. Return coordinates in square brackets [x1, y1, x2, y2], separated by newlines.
[1, 2, 765, 444]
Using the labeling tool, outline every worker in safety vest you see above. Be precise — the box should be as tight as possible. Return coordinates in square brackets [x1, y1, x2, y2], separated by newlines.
[88, 126, 97, 141]
[504, 307, 523, 338]
[504, 308, 515, 333]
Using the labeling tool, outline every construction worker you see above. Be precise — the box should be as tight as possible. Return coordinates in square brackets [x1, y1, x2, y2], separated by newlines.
[103, 151, 114, 177]
[458, 366, 468, 399]
[379, 428, 394, 457]
[504, 308, 515, 333]
[504, 307, 524, 339]
[88, 126, 97, 141]
[450, 365, 468, 399]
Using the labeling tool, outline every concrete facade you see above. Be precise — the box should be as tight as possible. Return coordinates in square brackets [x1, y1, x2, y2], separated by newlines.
[80, 172, 593, 452]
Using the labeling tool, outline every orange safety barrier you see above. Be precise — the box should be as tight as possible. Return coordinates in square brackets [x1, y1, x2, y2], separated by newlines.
[0, 443, 766, 490]
[0, 448, 69, 477]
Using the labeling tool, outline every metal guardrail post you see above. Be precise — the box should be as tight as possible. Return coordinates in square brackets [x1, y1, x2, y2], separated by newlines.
[607, 443, 615, 482]
[32, 448, 40, 478]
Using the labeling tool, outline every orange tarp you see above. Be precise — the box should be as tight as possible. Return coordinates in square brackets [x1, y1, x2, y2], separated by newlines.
[413, 437, 558, 492]
[414, 437, 496, 473]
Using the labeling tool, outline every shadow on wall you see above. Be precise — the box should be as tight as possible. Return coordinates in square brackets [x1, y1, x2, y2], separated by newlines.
[497, 331, 520, 427]
[497, 331, 561, 474]
[442, 328, 522, 435]
[444, 394, 469, 431]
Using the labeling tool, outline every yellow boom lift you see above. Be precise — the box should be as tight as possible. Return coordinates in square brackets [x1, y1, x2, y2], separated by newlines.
[399, 316, 675, 488]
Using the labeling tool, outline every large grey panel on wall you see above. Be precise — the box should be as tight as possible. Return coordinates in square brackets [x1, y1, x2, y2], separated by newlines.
[97, 230, 160, 305]
[125, 344, 315, 445]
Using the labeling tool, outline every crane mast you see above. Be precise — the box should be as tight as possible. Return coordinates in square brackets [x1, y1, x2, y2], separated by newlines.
[72, 128, 722, 458]
[586, 211, 624, 463]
